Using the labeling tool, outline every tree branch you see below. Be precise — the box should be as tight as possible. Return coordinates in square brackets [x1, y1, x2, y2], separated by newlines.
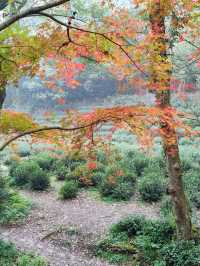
[0, 0, 70, 32]
[37, 12, 148, 77]
[0, 120, 103, 152]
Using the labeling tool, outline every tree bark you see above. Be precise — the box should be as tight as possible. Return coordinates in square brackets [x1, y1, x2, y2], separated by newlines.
[149, 2, 192, 239]
[0, 87, 6, 109]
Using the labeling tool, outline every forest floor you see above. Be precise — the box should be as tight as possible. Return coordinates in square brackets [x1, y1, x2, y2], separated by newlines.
[0, 189, 159, 266]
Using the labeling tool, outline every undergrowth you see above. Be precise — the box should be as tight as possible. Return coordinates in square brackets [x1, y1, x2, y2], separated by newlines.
[0, 239, 47, 266]
[95, 215, 200, 265]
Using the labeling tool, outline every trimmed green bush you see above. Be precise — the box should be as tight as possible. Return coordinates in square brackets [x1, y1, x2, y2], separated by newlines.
[59, 180, 79, 200]
[54, 155, 85, 181]
[10, 160, 50, 191]
[112, 181, 134, 201]
[29, 169, 50, 191]
[96, 149, 108, 165]
[99, 176, 117, 197]
[99, 177, 134, 201]
[110, 216, 145, 237]
[98, 164, 135, 201]
[0, 240, 17, 265]
[10, 161, 39, 187]
[138, 173, 165, 202]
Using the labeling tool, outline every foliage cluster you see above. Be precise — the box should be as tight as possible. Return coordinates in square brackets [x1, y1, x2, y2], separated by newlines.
[59, 180, 79, 200]
[96, 215, 200, 265]
[7, 141, 200, 206]
[50, 146, 165, 205]
[10, 159, 50, 191]
[0, 175, 31, 224]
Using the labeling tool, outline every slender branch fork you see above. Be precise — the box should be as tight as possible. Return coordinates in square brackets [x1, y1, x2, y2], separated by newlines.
[37, 12, 148, 77]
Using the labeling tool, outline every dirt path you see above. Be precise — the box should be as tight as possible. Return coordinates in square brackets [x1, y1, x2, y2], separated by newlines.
[0, 190, 159, 266]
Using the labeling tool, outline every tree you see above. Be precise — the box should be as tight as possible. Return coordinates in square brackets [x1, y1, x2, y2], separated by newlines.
[39, 0, 200, 239]
[1, 0, 200, 240]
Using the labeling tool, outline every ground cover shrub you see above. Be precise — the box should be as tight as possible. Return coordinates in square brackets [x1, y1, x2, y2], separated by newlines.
[10, 160, 39, 187]
[111, 181, 135, 201]
[60, 159, 105, 187]
[0, 176, 31, 224]
[70, 163, 93, 187]
[10, 160, 50, 191]
[138, 172, 166, 202]
[98, 165, 136, 201]
[0, 239, 47, 266]
[59, 180, 79, 199]
[110, 216, 145, 237]
[0, 192, 31, 224]
[97, 213, 200, 265]
[54, 154, 86, 181]
[96, 231, 135, 264]
[160, 240, 200, 266]
[29, 168, 50, 191]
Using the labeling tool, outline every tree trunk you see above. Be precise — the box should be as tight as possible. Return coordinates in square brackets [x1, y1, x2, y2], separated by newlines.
[149, 2, 192, 239]
[0, 87, 6, 109]
[157, 92, 192, 240]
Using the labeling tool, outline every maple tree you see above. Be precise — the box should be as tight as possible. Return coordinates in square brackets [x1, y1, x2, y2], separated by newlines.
[1, 0, 200, 240]
[32, 0, 199, 240]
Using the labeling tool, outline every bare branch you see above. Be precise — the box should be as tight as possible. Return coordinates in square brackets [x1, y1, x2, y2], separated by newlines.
[0, 0, 70, 32]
